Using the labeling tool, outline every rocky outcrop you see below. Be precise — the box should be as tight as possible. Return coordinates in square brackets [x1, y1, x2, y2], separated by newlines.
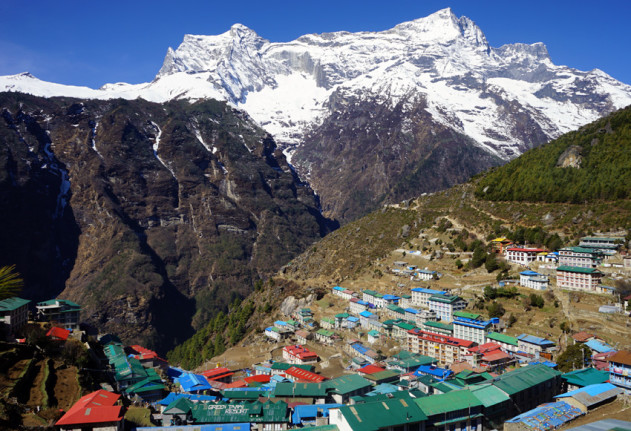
[556, 145, 582, 168]
[0, 93, 335, 353]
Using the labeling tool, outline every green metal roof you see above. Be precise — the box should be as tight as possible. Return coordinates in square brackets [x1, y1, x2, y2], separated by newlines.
[0, 297, 30, 312]
[191, 400, 289, 424]
[124, 376, 166, 394]
[321, 317, 335, 324]
[453, 311, 481, 319]
[338, 393, 427, 431]
[395, 321, 416, 330]
[36, 298, 80, 308]
[386, 304, 405, 314]
[363, 289, 383, 298]
[491, 364, 561, 395]
[164, 397, 194, 414]
[423, 321, 453, 331]
[486, 331, 519, 346]
[557, 265, 603, 274]
[317, 329, 334, 337]
[270, 362, 314, 371]
[272, 382, 329, 397]
[363, 370, 400, 383]
[560, 247, 602, 255]
[469, 384, 510, 408]
[327, 374, 372, 395]
[431, 382, 457, 393]
[335, 313, 349, 319]
[561, 367, 610, 387]
[367, 330, 380, 337]
[415, 390, 482, 416]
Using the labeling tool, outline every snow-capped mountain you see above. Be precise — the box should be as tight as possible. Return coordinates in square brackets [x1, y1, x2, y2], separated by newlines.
[2, 8, 630, 161]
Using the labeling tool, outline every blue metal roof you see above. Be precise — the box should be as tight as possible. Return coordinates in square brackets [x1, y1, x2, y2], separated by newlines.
[360, 311, 374, 318]
[176, 373, 213, 393]
[411, 287, 446, 294]
[414, 365, 452, 379]
[520, 270, 540, 276]
[383, 294, 400, 301]
[517, 334, 555, 346]
[333, 286, 345, 291]
[506, 401, 582, 427]
[405, 308, 419, 314]
[585, 339, 615, 353]
[352, 343, 370, 354]
[347, 316, 359, 322]
[555, 383, 620, 399]
[274, 320, 287, 326]
[156, 392, 217, 406]
[291, 403, 343, 424]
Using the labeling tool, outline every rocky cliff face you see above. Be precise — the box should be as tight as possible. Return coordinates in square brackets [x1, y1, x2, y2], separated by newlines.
[0, 93, 334, 352]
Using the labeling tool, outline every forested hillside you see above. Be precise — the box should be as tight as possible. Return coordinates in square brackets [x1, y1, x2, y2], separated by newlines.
[474, 105, 631, 202]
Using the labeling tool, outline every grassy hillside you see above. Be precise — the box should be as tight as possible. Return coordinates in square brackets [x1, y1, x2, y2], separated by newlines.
[474, 105, 631, 202]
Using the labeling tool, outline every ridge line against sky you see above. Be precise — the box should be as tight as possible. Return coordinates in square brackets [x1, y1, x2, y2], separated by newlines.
[0, 0, 630, 89]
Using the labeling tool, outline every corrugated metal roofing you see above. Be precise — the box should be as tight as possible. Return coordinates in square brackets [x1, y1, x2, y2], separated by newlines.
[0, 297, 30, 311]
[562, 368, 610, 387]
[505, 401, 582, 428]
[492, 364, 561, 395]
[555, 383, 622, 407]
[415, 390, 482, 416]
[338, 393, 427, 431]
[487, 331, 519, 346]
[469, 384, 510, 408]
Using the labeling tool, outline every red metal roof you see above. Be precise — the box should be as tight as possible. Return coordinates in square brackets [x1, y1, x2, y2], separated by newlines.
[56, 390, 123, 426]
[46, 327, 70, 341]
[202, 367, 235, 380]
[506, 248, 546, 253]
[283, 345, 319, 360]
[285, 366, 326, 383]
[469, 342, 502, 354]
[481, 350, 512, 362]
[358, 364, 385, 375]
[222, 380, 248, 389]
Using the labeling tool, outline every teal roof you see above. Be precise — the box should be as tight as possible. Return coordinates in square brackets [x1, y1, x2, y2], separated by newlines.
[328, 375, 372, 395]
[415, 390, 482, 416]
[0, 297, 30, 312]
[453, 311, 481, 319]
[367, 330, 380, 337]
[338, 393, 427, 431]
[270, 363, 313, 372]
[469, 384, 510, 408]
[562, 368, 610, 387]
[492, 364, 561, 395]
[424, 321, 453, 331]
[272, 382, 329, 398]
[557, 266, 603, 274]
[37, 298, 80, 308]
[124, 376, 166, 394]
[317, 329, 334, 337]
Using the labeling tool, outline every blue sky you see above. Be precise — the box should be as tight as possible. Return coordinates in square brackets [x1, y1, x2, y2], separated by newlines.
[1, 0, 629, 89]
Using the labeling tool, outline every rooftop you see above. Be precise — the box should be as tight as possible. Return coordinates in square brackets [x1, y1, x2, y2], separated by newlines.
[338, 393, 427, 431]
[0, 297, 30, 312]
[556, 265, 603, 275]
[415, 390, 482, 416]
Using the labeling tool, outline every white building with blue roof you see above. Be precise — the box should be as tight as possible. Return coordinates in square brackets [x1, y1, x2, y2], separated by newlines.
[411, 287, 447, 308]
[517, 334, 556, 357]
[519, 270, 550, 290]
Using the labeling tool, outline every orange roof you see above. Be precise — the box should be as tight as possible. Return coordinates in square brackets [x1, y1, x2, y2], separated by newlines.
[481, 350, 511, 362]
[244, 374, 270, 384]
[46, 327, 70, 341]
[358, 364, 385, 375]
[56, 390, 123, 426]
[609, 350, 631, 366]
[283, 345, 319, 360]
[572, 331, 595, 342]
[222, 380, 248, 389]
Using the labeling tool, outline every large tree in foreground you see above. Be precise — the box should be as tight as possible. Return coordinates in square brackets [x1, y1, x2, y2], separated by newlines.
[0, 265, 23, 300]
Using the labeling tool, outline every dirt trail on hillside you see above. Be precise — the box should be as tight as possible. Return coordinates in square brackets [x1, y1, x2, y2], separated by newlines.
[54, 363, 81, 410]
[26, 360, 46, 407]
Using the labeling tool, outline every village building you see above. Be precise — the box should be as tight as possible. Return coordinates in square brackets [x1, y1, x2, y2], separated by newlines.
[315, 329, 335, 345]
[416, 269, 438, 281]
[399, 294, 413, 308]
[452, 315, 494, 345]
[348, 298, 369, 315]
[345, 316, 360, 329]
[0, 297, 30, 335]
[385, 304, 406, 319]
[362, 290, 385, 308]
[505, 247, 547, 266]
[556, 266, 604, 292]
[486, 332, 519, 353]
[608, 350, 631, 390]
[345, 340, 380, 364]
[407, 328, 475, 366]
[359, 310, 378, 328]
[320, 317, 335, 329]
[36, 298, 81, 330]
[554, 383, 623, 413]
[405, 307, 420, 322]
[579, 236, 623, 251]
[427, 295, 467, 322]
[415, 309, 438, 326]
[422, 320, 453, 336]
[491, 237, 513, 254]
[519, 270, 550, 290]
[411, 287, 447, 308]
[367, 329, 380, 344]
[517, 334, 556, 358]
[202, 367, 234, 384]
[330, 392, 427, 431]
[264, 326, 282, 341]
[561, 368, 610, 391]
[491, 364, 563, 418]
[416, 389, 483, 431]
[504, 401, 582, 431]
[327, 374, 373, 404]
[283, 345, 319, 364]
[56, 390, 124, 431]
[294, 329, 311, 345]
[335, 313, 350, 329]
[558, 247, 603, 268]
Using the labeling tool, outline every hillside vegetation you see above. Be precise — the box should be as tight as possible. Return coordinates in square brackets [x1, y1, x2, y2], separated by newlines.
[475, 105, 631, 202]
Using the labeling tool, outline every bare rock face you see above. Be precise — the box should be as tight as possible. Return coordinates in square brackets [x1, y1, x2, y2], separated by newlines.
[280, 294, 314, 317]
[556, 145, 583, 168]
[0, 93, 334, 353]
